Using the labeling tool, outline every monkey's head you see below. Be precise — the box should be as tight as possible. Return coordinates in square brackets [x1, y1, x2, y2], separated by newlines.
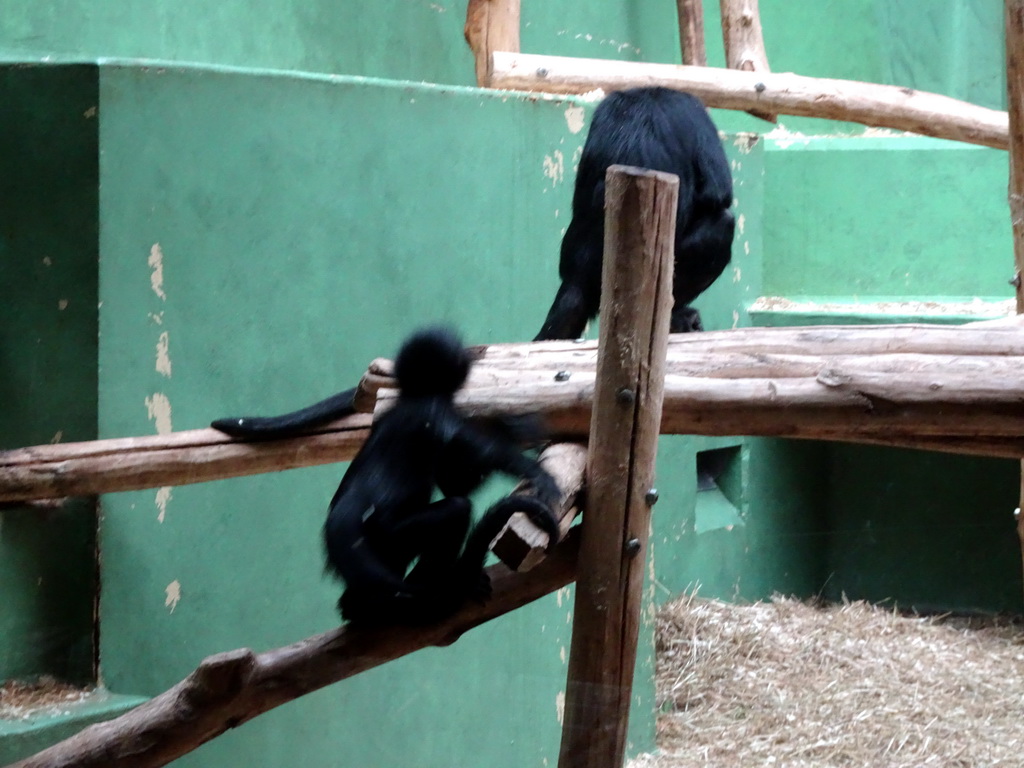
[394, 326, 471, 397]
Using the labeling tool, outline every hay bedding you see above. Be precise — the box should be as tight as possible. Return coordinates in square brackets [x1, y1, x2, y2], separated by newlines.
[628, 594, 1024, 767]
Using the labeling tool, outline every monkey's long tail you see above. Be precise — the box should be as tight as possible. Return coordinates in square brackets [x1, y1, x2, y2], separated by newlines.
[210, 386, 358, 438]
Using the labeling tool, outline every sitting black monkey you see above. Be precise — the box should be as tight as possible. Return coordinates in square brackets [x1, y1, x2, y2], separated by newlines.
[535, 87, 735, 341]
[312, 326, 560, 626]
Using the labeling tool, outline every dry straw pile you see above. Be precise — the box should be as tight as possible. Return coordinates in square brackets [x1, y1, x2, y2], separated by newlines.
[630, 594, 1024, 767]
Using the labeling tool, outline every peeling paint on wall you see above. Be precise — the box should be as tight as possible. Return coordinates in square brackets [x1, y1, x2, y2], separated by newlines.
[155, 331, 172, 377]
[564, 106, 585, 135]
[148, 243, 167, 300]
[555, 690, 565, 725]
[58, 299, 68, 310]
[155, 487, 172, 523]
[165, 580, 181, 612]
[543, 150, 565, 187]
[737, 213, 746, 235]
[145, 393, 173, 434]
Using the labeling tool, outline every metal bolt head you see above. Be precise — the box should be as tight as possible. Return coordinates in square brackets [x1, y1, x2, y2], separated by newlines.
[625, 538, 642, 557]
[554, 370, 571, 382]
[755, 82, 766, 93]
[645, 488, 659, 507]
[616, 387, 635, 406]
[537, 67, 549, 78]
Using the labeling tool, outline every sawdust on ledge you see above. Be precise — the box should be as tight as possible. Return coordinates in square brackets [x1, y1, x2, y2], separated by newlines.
[0, 677, 96, 721]
[627, 594, 1024, 768]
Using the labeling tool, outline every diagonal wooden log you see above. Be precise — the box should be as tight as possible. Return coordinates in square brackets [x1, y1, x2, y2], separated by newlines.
[675, 0, 707, 66]
[1005, 0, 1024, 597]
[490, 442, 588, 571]
[464, 0, 520, 86]
[489, 52, 1010, 150]
[719, 0, 777, 122]
[7, 528, 581, 768]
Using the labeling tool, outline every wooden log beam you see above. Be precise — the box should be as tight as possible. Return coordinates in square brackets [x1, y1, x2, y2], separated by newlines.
[464, 0, 520, 87]
[719, 0, 776, 122]
[491, 442, 588, 571]
[8, 528, 581, 768]
[559, 166, 676, 768]
[0, 417, 371, 503]
[489, 52, 1009, 150]
[1005, 0, 1024, 596]
[5, 324, 1024, 505]
[675, 0, 707, 67]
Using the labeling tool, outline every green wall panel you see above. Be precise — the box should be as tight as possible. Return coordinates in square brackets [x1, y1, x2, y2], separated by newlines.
[0, 1, 1007, 125]
[762, 136, 1013, 299]
[0, 64, 99, 684]
[84, 62, 764, 765]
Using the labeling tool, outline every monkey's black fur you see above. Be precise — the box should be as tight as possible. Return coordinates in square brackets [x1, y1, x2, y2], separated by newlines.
[320, 326, 561, 626]
[535, 87, 735, 341]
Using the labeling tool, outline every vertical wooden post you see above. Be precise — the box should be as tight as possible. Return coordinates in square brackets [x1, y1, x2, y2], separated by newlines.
[557, 166, 677, 768]
[464, 0, 521, 87]
[1005, 0, 1024, 595]
[719, 0, 777, 122]
[676, 0, 708, 67]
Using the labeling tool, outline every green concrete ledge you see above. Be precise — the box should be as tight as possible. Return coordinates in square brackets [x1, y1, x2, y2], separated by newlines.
[0, 691, 146, 765]
[748, 295, 1014, 326]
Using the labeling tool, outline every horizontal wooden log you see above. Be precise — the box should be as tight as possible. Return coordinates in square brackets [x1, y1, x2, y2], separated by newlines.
[9, 528, 581, 768]
[5, 324, 1024, 504]
[489, 52, 1009, 151]
[0, 417, 371, 503]
[491, 442, 588, 571]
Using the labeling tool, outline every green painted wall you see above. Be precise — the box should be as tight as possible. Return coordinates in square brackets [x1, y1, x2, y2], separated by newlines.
[0, 1, 1006, 120]
[0, 65, 98, 686]
[762, 136, 1014, 300]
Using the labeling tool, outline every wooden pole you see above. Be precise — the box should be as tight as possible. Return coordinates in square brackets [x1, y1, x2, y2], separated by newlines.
[8, 530, 581, 768]
[675, 0, 707, 66]
[719, 0, 777, 122]
[558, 166, 677, 768]
[489, 52, 1009, 150]
[1005, 0, 1024, 596]
[464, 0, 520, 87]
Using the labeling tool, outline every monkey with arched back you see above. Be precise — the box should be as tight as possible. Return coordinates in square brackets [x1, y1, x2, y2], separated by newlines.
[314, 326, 561, 626]
[534, 87, 735, 341]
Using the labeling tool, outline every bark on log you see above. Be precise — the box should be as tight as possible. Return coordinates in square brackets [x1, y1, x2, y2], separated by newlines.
[491, 442, 588, 571]
[1005, 0, 1024, 596]
[8, 529, 581, 768]
[489, 52, 1009, 150]
[559, 166, 676, 768]
[464, 0, 520, 86]
[719, 0, 776, 122]
[6, 324, 1024, 505]
[675, 0, 707, 67]
[0, 417, 371, 503]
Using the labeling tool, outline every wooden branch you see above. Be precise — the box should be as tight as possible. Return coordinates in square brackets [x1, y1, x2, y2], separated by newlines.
[1005, 0, 1024, 597]
[9, 529, 581, 768]
[675, 0, 707, 67]
[464, 0, 520, 87]
[491, 442, 588, 571]
[719, 0, 776, 122]
[1008, 0, 1024, 311]
[0, 417, 371, 503]
[559, 166, 676, 768]
[6, 324, 1024, 505]
[489, 52, 1010, 150]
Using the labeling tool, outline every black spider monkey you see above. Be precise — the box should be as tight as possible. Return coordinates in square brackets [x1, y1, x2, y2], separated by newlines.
[216, 326, 560, 626]
[535, 87, 735, 341]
